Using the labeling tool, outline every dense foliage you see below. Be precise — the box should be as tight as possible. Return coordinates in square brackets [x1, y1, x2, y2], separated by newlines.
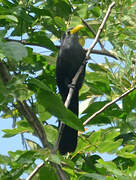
[0, 0, 136, 179]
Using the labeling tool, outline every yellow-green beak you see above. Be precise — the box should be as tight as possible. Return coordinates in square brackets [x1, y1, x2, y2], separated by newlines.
[70, 24, 84, 34]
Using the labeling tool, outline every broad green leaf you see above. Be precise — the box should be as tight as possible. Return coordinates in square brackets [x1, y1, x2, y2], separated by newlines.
[39, 165, 58, 180]
[76, 4, 88, 18]
[37, 104, 51, 122]
[29, 32, 57, 51]
[117, 145, 136, 158]
[25, 139, 42, 150]
[2, 127, 32, 138]
[38, 90, 84, 131]
[49, 154, 61, 165]
[81, 101, 116, 125]
[44, 125, 58, 144]
[54, 16, 66, 31]
[88, 130, 101, 146]
[85, 72, 110, 84]
[69, 16, 82, 27]
[0, 154, 11, 164]
[73, 136, 91, 155]
[106, 177, 116, 180]
[79, 173, 105, 180]
[97, 140, 122, 154]
[88, 63, 109, 73]
[29, 78, 52, 92]
[30, 79, 84, 130]
[2, 42, 28, 61]
[103, 129, 120, 140]
[96, 159, 124, 176]
[0, 15, 18, 22]
[123, 90, 136, 113]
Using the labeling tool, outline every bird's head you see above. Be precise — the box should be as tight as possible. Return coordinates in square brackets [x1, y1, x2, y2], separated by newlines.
[61, 25, 84, 46]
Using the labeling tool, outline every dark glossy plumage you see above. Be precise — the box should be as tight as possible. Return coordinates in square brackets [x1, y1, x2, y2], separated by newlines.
[56, 30, 86, 155]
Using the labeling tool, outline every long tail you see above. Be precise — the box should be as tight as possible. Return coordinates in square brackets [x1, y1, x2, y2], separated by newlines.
[59, 92, 78, 155]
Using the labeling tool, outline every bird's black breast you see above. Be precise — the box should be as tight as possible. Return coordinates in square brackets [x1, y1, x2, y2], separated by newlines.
[56, 37, 86, 100]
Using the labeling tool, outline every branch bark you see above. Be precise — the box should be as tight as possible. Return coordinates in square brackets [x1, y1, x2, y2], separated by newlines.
[81, 18, 105, 50]
[83, 87, 136, 126]
[26, 162, 44, 180]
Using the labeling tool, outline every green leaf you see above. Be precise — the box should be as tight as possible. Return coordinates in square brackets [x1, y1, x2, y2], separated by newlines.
[44, 125, 58, 144]
[69, 16, 82, 27]
[81, 101, 113, 125]
[86, 71, 109, 84]
[29, 32, 57, 51]
[88, 63, 109, 73]
[39, 165, 58, 180]
[54, 16, 66, 31]
[37, 104, 51, 122]
[88, 130, 101, 146]
[0, 154, 11, 165]
[29, 78, 52, 92]
[73, 136, 91, 155]
[76, 4, 88, 18]
[97, 140, 122, 154]
[96, 159, 124, 176]
[49, 154, 61, 165]
[117, 145, 136, 158]
[2, 42, 28, 61]
[106, 177, 116, 180]
[79, 173, 105, 180]
[2, 127, 32, 138]
[38, 90, 84, 131]
[123, 90, 136, 113]
[30, 78, 84, 131]
[25, 139, 42, 150]
[0, 15, 18, 22]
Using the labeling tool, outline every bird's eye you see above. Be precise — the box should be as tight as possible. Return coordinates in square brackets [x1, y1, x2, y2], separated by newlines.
[67, 30, 70, 35]
[66, 27, 73, 35]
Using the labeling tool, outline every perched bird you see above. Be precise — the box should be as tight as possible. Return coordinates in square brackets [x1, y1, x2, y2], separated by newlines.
[56, 25, 86, 155]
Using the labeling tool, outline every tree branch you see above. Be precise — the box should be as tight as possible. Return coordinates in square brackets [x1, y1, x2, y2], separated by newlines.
[65, 2, 115, 109]
[14, 100, 51, 149]
[85, 49, 118, 59]
[26, 162, 44, 180]
[81, 18, 105, 50]
[83, 87, 136, 126]
[86, 2, 115, 58]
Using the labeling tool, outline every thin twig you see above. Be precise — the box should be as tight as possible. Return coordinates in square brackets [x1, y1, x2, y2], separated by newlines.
[81, 18, 105, 50]
[26, 162, 44, 180]
[85, 49, 118, 59]
[83, 87, 136, 126]
[86, 2, 115, 58]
